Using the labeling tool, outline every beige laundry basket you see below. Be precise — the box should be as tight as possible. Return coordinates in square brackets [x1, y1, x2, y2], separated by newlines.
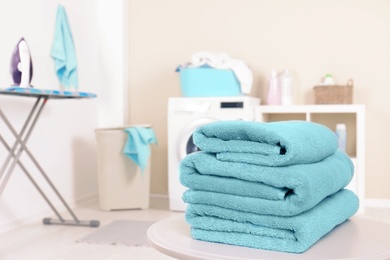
[95, 126, 151, 211]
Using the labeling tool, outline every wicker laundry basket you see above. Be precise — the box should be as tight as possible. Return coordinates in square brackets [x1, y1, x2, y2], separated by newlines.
[313, 79, 353, 104]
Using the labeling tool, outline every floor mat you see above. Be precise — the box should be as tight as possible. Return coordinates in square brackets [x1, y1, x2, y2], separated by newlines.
[76, 220, 155, 247]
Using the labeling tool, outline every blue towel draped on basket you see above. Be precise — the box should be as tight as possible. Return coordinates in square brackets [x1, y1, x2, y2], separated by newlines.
[123, 127, 157, 172]
[180, 120, 359, 254]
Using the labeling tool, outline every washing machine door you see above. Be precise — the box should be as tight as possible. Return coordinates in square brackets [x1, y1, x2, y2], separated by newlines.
[176, 117, 216, 162]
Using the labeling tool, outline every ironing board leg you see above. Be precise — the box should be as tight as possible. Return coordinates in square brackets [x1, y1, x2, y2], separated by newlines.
[0, 98, 45, 196]
[42, 218, 100, 227]
[0, 97, 41, 181]
[0, 98, 99, 228]
[0, 134, 65, 222]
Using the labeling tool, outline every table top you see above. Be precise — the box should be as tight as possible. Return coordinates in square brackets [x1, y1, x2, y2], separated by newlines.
[147, 215, 390, 260]
[0, 87, 96, 99]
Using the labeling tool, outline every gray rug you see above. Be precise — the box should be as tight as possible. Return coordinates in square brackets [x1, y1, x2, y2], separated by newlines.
[76, 220, 155, 247]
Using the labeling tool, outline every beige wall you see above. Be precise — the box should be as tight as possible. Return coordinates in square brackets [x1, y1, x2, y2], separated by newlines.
[128, 0, 390, 199]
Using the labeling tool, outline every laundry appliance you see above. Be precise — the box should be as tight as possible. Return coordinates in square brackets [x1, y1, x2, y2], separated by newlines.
[168, 96, 260, 211]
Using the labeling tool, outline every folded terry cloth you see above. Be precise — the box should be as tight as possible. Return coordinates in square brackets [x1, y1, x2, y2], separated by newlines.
[50, 5, 78, 90]
[185, 189, 359, 253]
[193, 120, 338, 166]
[181, 151, 353, 216]
[123, 127, 157, 172]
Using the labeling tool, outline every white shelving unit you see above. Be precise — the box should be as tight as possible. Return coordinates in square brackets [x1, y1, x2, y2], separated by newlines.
[255, 104, 366, 210]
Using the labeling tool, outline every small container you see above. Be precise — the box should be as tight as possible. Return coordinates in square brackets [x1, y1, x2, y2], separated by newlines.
[335, 124, 347, 152]
[267, 70, 281, 105]
[280, 69, 292, 105]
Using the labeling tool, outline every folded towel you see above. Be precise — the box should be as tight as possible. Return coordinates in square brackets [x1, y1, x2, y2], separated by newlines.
[185, 189, 359, 253]
[123, 127, 157, 172]
[181, 150, 353, 216]
[193, 120, 338, 166]
[50, 5, 78, 90]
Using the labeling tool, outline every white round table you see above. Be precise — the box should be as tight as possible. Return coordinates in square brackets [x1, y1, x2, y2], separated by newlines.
[147, 215, 390, 260]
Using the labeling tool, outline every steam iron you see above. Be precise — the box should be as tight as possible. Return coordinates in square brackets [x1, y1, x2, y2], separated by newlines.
[10, 37, 33, 88]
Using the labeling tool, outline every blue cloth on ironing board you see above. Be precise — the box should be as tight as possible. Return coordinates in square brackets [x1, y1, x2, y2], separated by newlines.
[123, 127, 157, 172]
[50, 5, 78, 90]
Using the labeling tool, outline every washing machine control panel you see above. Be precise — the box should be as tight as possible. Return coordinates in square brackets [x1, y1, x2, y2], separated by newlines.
[220, 101, 244, 108]
[173, 99, 253, 116]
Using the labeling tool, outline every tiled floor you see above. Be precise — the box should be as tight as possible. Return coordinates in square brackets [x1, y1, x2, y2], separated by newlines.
[0, 200, 181, 260]
[0, 200, 389, 260]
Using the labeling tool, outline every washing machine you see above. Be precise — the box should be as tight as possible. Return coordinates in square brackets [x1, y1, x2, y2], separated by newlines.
[167, 96, 260, 211]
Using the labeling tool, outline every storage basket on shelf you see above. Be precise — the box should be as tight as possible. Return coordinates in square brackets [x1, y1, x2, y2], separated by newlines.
[313, 79, 353, 104]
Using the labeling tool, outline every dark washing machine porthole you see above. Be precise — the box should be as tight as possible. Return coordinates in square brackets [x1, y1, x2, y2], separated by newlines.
[186, 135, 201, 155]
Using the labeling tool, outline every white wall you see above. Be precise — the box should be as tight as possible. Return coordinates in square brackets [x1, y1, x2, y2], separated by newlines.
[128, 0, 390, 200]
[0, 0, 125, 232]
[97, 0, 128, 127]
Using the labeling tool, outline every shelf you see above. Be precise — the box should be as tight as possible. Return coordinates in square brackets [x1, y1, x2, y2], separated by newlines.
[254, 104, 366, 213]
[255, 104, 365, 114]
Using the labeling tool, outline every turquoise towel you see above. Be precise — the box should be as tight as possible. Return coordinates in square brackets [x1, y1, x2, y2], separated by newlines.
[50, 5, 78, 90]
[123, 127, 157, 172]
[181, 151, 354, 216]
[185, 189, 359, 253]
[193, 120, 338, 166]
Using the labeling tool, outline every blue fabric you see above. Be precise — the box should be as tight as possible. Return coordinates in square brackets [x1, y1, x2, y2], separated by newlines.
[123, 127, 157, 172]
[185, 189, 359, 253]
[193, 120, 338, 166]
[50, 5, 78, 90]
[180, 150, 354, 216]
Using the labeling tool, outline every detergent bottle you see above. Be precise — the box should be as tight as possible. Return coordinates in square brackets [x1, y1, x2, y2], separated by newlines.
[267, 70, 281, 105]
[335, 124, 347, 152]
[280, 69, 292, 105]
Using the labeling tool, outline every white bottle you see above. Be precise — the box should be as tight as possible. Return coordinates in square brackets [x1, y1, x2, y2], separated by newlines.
[335, 124, 347, 152]
[267, 70, 281, 105]
[280, 69, 292, 105]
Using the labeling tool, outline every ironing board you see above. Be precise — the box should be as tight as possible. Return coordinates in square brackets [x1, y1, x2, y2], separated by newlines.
[147, 215, 390, 260]
[0, 87, 99, 227]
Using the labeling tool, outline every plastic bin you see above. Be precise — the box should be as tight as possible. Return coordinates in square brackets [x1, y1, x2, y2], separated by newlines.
[179, 67, 241, 97]
[95, 125, 151, 211]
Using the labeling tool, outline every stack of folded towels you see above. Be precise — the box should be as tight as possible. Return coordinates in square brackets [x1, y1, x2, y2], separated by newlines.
[179, 120, 359, 253]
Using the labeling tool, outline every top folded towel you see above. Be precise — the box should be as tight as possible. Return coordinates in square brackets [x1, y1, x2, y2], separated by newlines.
[193, 120, 338, 166]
